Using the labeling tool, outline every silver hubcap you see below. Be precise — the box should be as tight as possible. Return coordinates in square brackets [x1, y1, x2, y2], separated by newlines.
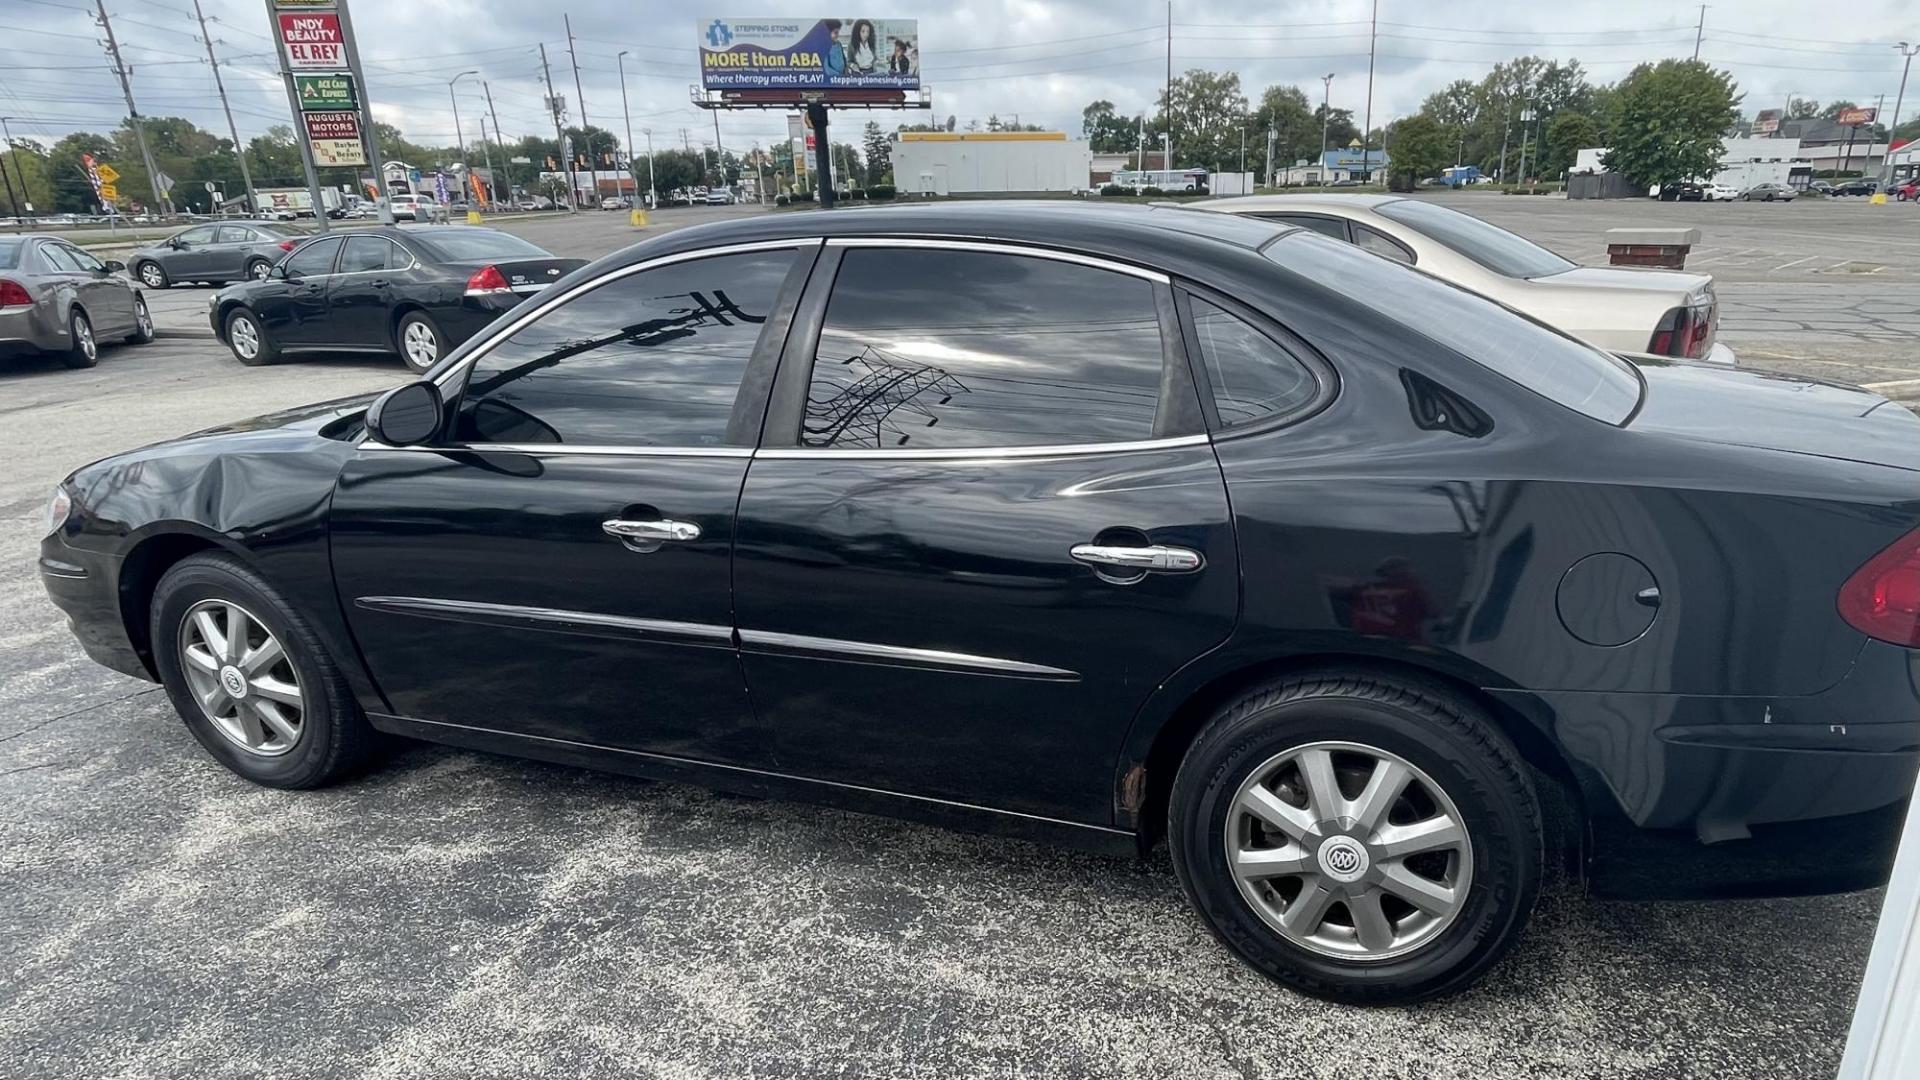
[178, 599, 304, 756]
[136, 300, 151, 336]
[231, 317, 259, 358]
[403, 321, 437, 367]
[141, 264, 162, 286]
[74, 317, 94, 359]
[1226, 740, 1472, 962]
[250, 262, 269, 279]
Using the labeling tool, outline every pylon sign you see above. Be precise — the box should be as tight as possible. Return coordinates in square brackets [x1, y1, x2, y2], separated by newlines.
[295, 74, 356, 111]
[276, 10, 344, 69]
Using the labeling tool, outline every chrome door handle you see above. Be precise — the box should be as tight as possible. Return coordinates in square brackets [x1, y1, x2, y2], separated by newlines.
[1069, 543, 1204, 574]
[602, 517, 702, 549]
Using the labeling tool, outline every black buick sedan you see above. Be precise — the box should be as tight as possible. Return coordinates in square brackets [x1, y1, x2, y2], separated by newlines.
[207, 225, 584, 372]
[41, 203, 1920, 1004]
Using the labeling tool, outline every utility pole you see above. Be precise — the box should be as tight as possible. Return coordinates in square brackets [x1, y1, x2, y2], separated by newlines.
[1517, 104, 1535, 183]
[484, 80, 513, 201]
[0, 116, 25, 218]
[1692, 5, 1706, 62]
[0, 149, 19, 220]
[642, 127, 656, 206]
[95, 0, 169, 215]
[1264, 124, 1274, 189]
[190, 0, 256, 214]
[712, 110, 725, 189]
[565, 15, 597, 206]
[1319, 73, 1333, 184]
[538, 43, 573, 210]
[477, 117, 498, 207]
[1362, 0, 1377, 182]
[1499, 107, 1512, 181]
[1882, 43, 1917, 189]
[618, 51, 639, 204]
[1163, 0, 1172, 171]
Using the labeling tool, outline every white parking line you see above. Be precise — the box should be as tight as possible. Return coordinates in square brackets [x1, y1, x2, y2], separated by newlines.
[1772, 255, 1824, 272]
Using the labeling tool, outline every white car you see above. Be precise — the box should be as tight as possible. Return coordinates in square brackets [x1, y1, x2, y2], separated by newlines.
[1704, 182, 1742, 202]
[387, 194, 441, 222]
[705, 188, 735, 205]
[1193, 194, 1735, 366]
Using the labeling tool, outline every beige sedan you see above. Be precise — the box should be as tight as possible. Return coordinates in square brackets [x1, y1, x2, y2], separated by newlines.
[1192, 194, 1734, 366]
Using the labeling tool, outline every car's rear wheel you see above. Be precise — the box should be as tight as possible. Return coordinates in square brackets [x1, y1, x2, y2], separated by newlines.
[150, 553, 377, 789]
[126, 295, 154, 344]
[224, 308, 277, 366]
[245, 258, 273, 281]
[136, 261, 169, 289]
[396, 311, 444, 373]
[59, 309, 98, 369]
[1168, 671, 1542, 1005]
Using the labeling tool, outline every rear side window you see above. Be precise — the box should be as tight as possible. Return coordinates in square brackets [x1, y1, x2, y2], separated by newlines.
[1259, 213, 1347, 241]
[338, 236, 407, 274]
[454, 249, 797, 446]
[1186, 296, 1321, 428]
[216, 225, 254, 244]
[1352, 224, 1414, 265]
[1265, 232, 1641, 424]
[38, 244, 81, 271]
[803, 248, 1166, 450]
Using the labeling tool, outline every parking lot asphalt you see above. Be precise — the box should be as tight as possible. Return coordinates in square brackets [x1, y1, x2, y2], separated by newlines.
[0, 196, 1901, 1079]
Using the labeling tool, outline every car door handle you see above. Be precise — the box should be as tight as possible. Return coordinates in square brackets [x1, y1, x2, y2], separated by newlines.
[1069, 543, 1204, 574]
[602, 517, 702, 547]
[370, 278, 389, 288]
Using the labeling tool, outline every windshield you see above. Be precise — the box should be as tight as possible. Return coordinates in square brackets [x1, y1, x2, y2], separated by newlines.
[1265, 231, 1642, 424]
[1373, 198, 1577, 279]
[411, 230, 548, 262]
[0, 239, 19, 269]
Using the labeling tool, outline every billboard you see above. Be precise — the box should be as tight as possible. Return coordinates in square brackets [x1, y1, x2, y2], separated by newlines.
[699, 17, 919, 91]
[277, 11, 344, 69]
[1836, 106, 1877, 127]
[303, 110, 367, 166]
[1753, 108, 1781, 135]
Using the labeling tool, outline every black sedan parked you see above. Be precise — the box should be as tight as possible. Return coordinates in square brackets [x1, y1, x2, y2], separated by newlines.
[43, 204, 1920, 1004]
[208, 225, 584, 372]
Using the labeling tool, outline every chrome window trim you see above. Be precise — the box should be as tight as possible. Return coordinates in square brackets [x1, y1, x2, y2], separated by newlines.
[428, 238, 816, 392]
[756, 433, 1210, 461]
[823, 236, 1172, 284]
[738, 629, 1079, 681]
[360, 441, 753, 457]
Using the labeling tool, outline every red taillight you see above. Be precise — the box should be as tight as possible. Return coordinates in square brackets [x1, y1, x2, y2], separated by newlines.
[0, 278, 30, 307]
[1839, 528, 1920, 647]
[1649, 302, 1715, 360]
[464, 264, 511, 296]
[278, 239, 297, 252]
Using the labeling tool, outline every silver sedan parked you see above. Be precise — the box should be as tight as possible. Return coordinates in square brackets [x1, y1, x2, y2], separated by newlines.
[128, 220, 310, 289]
[0, 235, 154, 369]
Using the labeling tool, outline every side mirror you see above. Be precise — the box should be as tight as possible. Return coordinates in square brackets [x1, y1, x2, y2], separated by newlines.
[365, 380, 444, 446]
[102, 259, 125, 273]
[168, 238, 186, 249]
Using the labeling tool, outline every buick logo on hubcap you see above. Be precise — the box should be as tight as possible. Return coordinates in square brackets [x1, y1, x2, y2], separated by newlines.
[219, 666, 248, 699]
[1317, 836, 1371, 883]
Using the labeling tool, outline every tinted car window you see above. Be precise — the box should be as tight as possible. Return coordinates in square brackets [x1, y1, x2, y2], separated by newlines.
[1372, 198, 1574, 278]
[216, 225, 255, 244]
[411, 230, 547, 262]
[1352, 224, 1414, 265]
[176, 226, 218, 245]
[454, 249, 798, 446]
[1259, 213, 1347, 241]
[62, 245, 105, 272]
[804, 248, 1165, 450]
[1188, 296, 1321, 427]
[38, 243, 81, 271]
[1265, 232, 1641, 424]
[339, 236, 405, 274]
[282, 236, 341, 278]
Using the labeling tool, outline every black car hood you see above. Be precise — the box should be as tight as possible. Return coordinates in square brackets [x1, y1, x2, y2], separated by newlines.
[1629, 364, 1920, 471]
[182, 392, 380, 441]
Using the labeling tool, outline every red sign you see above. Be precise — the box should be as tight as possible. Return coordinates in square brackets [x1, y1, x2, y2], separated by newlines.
[277, 11, 344, 69]
[302, 109, 359, 140]
[1836, 106, 1878, 127]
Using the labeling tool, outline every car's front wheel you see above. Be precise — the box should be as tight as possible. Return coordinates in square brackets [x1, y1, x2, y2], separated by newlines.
[150, 553, 377, 788]
[224, 308, 277, 366]
[136, 261, 169, 289]
[1169, 671, 1542, 1005]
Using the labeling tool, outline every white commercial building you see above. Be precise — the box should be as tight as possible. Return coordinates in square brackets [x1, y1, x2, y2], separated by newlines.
[892, 131, 1092, 195]
[1575, 137, 1811, 191]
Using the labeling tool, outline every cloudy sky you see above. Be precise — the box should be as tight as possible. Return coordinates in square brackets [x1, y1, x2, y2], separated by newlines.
[2, 0, 1914, 162]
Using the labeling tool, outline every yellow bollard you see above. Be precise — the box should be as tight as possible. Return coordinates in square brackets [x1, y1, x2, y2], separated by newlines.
[629, 208, 649, 227]
[466, 209, 484, 225]
[1870, 193, 1889, 205]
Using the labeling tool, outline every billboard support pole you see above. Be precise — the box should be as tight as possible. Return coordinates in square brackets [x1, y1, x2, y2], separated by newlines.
[332, 0, 393, 224]
[264, 0, 329, 233]
[807, 102, 835, 208]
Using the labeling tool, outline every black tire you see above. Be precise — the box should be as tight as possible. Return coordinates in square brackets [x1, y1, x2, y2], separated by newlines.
[224, 307, 278, 366]
[394, 310, 445, 373]
[1168, 671, 1542, 1005]
[125, 294, 154, 345]
[59, 309, 98, 369]
[135, 260, 169, 290]
[245, 258, 273, 281]
[150, 552, 378, 789]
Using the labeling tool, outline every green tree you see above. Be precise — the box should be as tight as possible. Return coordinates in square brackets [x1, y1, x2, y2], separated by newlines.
[1312, 103, 1360, 158]
[1383, 114, 1449, 190]
[47, 132, 139, 213]
[649, 149, 702, 195]
[1540, 111, 1601, 179]
[1787, 96, 1820, 119]
[1081, 99, 1138, 152]
[0, 139, 55, 215]
[1158, 69, 1249, 173]
[1601, 59, 1741, 190]
[861, 120, 890, 185]
[1252, 85, 1317, 171]
[246, 126, 306, 187]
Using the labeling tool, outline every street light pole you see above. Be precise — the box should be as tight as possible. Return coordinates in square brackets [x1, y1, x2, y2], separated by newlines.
[448, 70, 478, 168]
[641, 127, 656, 207]
[1319, 73, 1334, 184]
[618, 51, 638, 205]
[1880, 43, 1916, 190]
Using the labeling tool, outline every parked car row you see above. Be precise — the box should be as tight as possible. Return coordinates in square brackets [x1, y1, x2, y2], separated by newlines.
[0, 234, 153, 368]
